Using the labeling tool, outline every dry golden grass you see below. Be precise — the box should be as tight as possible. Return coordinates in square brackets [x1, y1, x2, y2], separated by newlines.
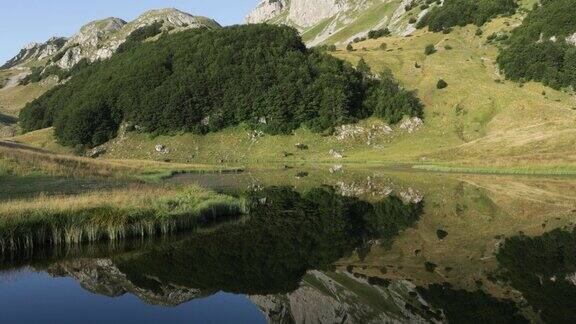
[0, 142, 243, 180]
[0, 76, 56, 117]
[0, 184, 245, 253]
[0, 185, 205, 216]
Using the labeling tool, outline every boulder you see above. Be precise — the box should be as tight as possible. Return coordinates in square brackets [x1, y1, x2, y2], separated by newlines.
[87, 147, 106, 158]
[567, 32, 576, 46]
[155, 144, 169, 154]
[329, 149, 343, 159]
[399, 117, 423, 133]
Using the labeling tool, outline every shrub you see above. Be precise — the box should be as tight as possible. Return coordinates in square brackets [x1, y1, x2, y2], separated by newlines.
[437, 79, 448, 89]
[364, 69, 423, 124]
[346, 43, 354, 51]
[425, 44, 437, 55]
[367, 28, 391, 39]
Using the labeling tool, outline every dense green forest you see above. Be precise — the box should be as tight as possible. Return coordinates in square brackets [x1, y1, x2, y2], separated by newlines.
[417, 0, 518, 32]
[497, 0, 576, 89]
[20, 24, 422, 148]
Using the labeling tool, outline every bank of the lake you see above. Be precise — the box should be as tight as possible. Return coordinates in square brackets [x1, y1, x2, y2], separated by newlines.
[0, 185, 245, 254]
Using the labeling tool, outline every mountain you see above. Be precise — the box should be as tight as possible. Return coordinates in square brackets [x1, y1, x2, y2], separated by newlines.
[1, 37, 67, 69]
[246, 0, 420, 45]
[47, 258, 207, 307]
[2, 8, 221, 70]
[46, 257, 439, 322]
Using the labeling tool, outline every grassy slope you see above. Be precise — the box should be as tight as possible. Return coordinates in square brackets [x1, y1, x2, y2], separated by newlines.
[322, 0, 401, 44]
[334, 14, 576, 168]
[96, 15, 576, 169]
[0, 75, 57, 117]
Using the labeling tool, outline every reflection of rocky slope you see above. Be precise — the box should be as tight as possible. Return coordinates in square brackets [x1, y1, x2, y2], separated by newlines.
[47, 258, 204, 306]
[336, 177, 423, 204]
[251, 270, 438, 323]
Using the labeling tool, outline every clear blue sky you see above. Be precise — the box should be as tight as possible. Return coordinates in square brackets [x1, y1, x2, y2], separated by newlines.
[0, 0, 260, 65]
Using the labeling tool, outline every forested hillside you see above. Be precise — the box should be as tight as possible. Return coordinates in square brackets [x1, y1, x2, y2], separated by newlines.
[498, 0, 576, 89]
[20, 24, 422, 149]
[417, 0, 518, 32]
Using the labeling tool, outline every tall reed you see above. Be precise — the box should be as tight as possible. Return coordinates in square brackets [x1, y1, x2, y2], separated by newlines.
[0, 185, 246, 256]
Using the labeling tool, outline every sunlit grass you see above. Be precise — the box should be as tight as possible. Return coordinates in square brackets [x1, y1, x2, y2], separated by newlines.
[413, 164, 576, 175]
[0, 144, 243, 181]
[0, 185, 246, 254]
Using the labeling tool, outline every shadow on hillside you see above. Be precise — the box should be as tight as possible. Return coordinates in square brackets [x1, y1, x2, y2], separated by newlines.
[0, 113, 17, 125]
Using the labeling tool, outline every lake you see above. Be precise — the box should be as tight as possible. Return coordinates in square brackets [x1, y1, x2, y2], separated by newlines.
[2, 167, 576, 323]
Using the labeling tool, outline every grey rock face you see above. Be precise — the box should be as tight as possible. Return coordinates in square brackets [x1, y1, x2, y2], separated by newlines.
[247, 0, 345, 28]
[3, 8, 221, 71]
[1, 37, 67, 69]
[246, 0, 417, 45]
[246, 0, 288, 24]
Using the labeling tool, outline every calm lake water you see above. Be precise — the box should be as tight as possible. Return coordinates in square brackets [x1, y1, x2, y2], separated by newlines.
[2, 168, 576, 323]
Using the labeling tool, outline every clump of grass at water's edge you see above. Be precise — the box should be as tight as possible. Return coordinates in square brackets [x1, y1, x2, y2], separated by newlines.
[0, 185, 247, 255]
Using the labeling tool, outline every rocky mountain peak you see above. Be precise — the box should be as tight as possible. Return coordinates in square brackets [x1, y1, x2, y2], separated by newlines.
[2, 8, 221, 71]
[133, 8, 221, 30]
[65, 17, 126, 51]
[1, 37, 68, 69]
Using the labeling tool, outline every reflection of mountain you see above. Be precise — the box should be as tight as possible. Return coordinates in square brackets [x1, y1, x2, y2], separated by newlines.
[497, 229, 576, 323]
[48, 258, 205, 306]
[251, 270, 438, 324]
[25, 186, 424, 314]
[418, 283, 527, 323]
[107, 187, 422, 297]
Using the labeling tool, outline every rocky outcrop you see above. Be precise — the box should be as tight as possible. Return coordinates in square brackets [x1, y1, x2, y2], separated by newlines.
[53, 17, 127, 69]
[247, 0, 345, 28]
[1, 67, 31, 89]
[246, 0, 416, 45]
[3, 8, 221, 70]
[1, 37, 67, 69]
[335, 122, 393, 145]
[246, 0, 288, 24]
[399, 117, 423, 133]
[47, 258, 204, 306]
[567, 32, 576, 46]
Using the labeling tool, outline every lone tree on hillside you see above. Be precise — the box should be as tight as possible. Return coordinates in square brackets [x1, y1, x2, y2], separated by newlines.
[437, 79, 448, 89]
[356, 58, 371, 75]
[425, 44, 436, 55]
[346, 43, 354, 51]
